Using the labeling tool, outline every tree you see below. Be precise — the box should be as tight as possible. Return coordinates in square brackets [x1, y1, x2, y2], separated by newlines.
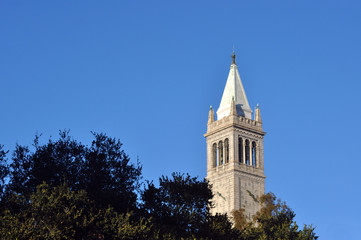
[5, 131, 141, 214]
[1, 132, 318, 239]
[0, 183, 155, 240]
[141, 172, 238, 239]
[7, 132, 84, 198]
[200, 213, 241, 239]
[232, 208, 247, 231]
[233, 192, 318, 240]
[0, 145, 9, 200]
[142, 172, 211, 238]
[81, 132, 142, 213]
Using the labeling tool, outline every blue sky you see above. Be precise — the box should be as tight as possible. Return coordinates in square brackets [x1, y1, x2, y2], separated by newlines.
[1, 1, 361, 239]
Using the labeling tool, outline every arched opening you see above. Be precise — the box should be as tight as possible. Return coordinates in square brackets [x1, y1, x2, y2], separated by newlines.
[213, 143, 218, 167]
[245, 139, 250, 165]
[238, 137, 243, 164]
[224, 139, 229, 164]
[252, 141, 257, 167]
[218, 141, 223, 165]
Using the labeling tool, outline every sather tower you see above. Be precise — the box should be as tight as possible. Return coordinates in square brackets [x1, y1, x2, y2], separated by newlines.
[205, 52, 266, 220]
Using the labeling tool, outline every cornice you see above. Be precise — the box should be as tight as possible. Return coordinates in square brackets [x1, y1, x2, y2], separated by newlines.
[204, 121, 266, 138]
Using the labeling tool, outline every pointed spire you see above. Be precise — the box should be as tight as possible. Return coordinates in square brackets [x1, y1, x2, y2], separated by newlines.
[230, 97, 238, 116]
[208, 105, 215, 124]
[255, 104, 262, 123]
[217, 51, 253, 120]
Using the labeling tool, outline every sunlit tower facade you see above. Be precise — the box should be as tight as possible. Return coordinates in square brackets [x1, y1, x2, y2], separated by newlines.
[205, 53, 266, 220]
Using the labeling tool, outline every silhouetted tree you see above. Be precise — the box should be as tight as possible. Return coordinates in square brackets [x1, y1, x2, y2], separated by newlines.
[1, 132, 318, 239]
[0, 145, 9, 200]
[81, 132, 142, 213]
[142, 172, 238, 239]
[200, 213, 241, 239]
[5, 131, 141, 214]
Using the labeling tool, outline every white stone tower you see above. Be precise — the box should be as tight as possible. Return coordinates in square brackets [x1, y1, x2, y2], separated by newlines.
[205, 52, 266, 221]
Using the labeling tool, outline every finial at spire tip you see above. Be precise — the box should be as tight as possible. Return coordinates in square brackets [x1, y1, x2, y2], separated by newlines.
[257, 104, 259, 108]
[231, 49, 236, 65]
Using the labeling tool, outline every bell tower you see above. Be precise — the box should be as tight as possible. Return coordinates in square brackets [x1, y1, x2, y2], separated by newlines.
[205, 52, 266, 220]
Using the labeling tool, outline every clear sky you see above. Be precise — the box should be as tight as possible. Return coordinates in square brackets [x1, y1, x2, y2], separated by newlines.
[1, 1, 361, 239]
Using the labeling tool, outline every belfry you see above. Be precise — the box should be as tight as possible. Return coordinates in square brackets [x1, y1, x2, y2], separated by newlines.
[205, 52, 266, 220]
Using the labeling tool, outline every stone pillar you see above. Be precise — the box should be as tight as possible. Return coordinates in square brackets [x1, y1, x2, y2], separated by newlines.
[249, 142, 253, 166]
[242, 139, 246, 165]
[256, 142, 260, 168]
[217, 143, 221, 167]
[224, 142, 226, 165]
[207, 142, 212, 171]
[233, 134, 237, 164]
[212, 144, 216, 168]
[219, 143, 223, 166]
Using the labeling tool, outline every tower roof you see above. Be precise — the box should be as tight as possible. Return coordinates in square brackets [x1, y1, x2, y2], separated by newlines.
[216, 52, 252, 119]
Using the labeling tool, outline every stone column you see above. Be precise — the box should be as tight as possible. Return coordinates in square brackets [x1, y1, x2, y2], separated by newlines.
[233, 133, 237, 164]
[249, 142, 253, 166]
[207, 142, 212, 171]
[242, 139, 246, 165]
[219, 143, 223, 166]
[223, 140, 227, 165]
[217, 143, 221, 167]
[256, 142, 259, 168]
[212, 144, 216, 168]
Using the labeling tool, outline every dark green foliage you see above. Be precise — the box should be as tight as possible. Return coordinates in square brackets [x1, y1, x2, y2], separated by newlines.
[0, 132, 317, 239]
[142, 172, 212, 238]
[5, 131, 141, 214]
[0, 183, 154, 240]
[82, 132, 142, 213]
[200, 213, 241, 239]
[141, 172, 238, 239]
[0, 145, 9, 199]
[8, 132, 84, 197]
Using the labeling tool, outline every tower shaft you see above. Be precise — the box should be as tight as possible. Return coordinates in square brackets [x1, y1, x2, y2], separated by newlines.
[205, 53, 266, 220]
